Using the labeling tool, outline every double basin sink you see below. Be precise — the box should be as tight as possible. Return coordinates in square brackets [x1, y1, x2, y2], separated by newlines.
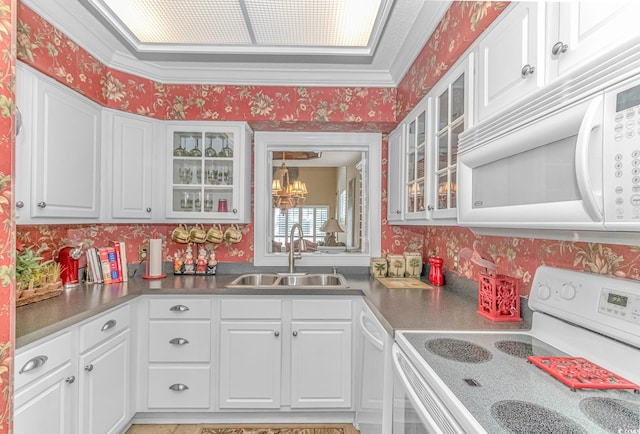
[226, 273, 348, 289]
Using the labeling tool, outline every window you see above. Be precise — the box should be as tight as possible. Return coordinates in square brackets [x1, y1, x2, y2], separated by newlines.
[273, 206, 329, 246]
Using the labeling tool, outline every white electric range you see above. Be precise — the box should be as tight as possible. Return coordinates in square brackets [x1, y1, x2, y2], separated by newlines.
[393, 266, 640, 433]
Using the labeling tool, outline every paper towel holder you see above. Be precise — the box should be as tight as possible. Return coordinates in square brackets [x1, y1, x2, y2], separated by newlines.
[143, 233, 167, 279]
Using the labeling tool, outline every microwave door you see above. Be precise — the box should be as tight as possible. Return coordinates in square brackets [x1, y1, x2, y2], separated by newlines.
[458, 96, 604, 230]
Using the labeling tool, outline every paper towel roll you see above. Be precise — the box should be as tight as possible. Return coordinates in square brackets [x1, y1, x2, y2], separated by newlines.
[148, 238, 163, 276]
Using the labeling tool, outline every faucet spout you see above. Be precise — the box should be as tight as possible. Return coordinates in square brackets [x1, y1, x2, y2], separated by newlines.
[288, 224, 305, 274]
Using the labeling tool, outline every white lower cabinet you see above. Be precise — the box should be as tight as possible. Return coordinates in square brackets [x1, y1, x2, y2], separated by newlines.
[218, 297, 353, 410]
[15, 332, 77, 434]
[79, 329, 130, 434]
[139, 297, 213, 411]
[219, 321, 282, 408]
[290, 321, 352, 408]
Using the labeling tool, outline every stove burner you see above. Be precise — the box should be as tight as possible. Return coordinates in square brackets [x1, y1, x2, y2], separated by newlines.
[491, 400, 587, 434]
[425, 338, 492, 363]
[579, 397, 640, 432]
[494, 340, 534, 359]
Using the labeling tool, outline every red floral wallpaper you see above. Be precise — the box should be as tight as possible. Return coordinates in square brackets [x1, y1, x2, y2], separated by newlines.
[0, 0, 15, 430]
[12, 0, 640, 308]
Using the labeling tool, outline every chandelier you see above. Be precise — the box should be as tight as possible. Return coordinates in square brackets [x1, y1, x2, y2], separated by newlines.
[272, 158, 307, 214]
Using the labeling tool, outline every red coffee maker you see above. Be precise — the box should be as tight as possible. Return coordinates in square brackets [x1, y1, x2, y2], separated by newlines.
[57, 245, 83, 288]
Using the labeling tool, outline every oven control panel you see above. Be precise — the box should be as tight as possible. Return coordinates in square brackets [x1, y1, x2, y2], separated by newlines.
[529, 266, 640, 348]
[598, 288, 640, 324]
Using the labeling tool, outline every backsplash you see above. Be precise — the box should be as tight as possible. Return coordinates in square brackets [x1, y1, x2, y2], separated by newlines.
[18, 2, 640, 299]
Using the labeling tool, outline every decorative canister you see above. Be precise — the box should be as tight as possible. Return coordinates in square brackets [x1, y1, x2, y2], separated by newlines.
[403, 252, 423, 277]
[477, 273, 522, 322]
[370, 257, 388, 277]
[386, 254, 406, 277]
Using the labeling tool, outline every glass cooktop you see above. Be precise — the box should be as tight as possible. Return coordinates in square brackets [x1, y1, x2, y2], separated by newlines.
[398, 331, 640, 434]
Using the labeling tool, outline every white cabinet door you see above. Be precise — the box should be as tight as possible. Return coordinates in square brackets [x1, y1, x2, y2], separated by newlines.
[477, 2, 544, 122]
[549, 2, 640, 79]
[15, 63, 33, 222]
[79, 329, 130, 434]
[403, 106, 428, 222]
[166, 122, 252, 222]
[290, 321, 352, 408]
[219, 321, 282, 409]
[14, 363, 77, 434]
[108, 111, 156, 220]
[386, 124, 404, 224]
[32, 73, 101, 219]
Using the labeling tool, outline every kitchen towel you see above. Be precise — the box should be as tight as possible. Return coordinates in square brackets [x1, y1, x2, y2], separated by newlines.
[148, 238, 163, 276]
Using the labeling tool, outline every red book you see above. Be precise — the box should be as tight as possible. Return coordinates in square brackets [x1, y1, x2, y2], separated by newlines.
[113, 241, 124, 282]
[98, 247, 112, 284]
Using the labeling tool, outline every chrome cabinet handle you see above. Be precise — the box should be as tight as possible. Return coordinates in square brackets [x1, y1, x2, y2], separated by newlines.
[274, 331, 280, 337]
[232, 208, 238, 214]
[37, 201, 46, 208]
[16, 201, 24, 209]
[427, 205, 434, 211]
[101, 319, 117, 331]
[169, 304, 190, 312]
[396, 210, 401, 214]
[169, 337, 189, 345]
[66, 376, 76, 384]
[85, 364, 94, 372]
[146, 207, 152, 213]
[292, 331, 298, 337]
[19, 355, 48, 374]
[521, 64, 536, 77]
[551, 41, 568, 56]
[169, 383, 189, 392]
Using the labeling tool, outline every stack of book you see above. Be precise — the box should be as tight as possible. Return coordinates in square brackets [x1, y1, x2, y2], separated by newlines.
[86, 241, 129, 284]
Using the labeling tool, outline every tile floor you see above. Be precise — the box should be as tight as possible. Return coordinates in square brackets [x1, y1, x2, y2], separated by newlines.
[125, 424, 360, 434]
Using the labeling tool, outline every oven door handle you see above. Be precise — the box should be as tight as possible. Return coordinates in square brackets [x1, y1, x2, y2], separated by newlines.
[392, 346, 457, 434]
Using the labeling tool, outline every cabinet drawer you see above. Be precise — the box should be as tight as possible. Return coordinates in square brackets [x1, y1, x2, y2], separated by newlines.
[149, 321, 211, 362]
[147, 366, 210, 409]
[15, 332, 73, 390]
[221, 298, 281, 319]
[292, 299, 352, 320]
[149, 298, 211, 319]
[79, 304, 130, 352]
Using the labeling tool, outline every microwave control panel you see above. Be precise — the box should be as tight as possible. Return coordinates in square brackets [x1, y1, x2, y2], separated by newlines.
[603, 80, 640, 230]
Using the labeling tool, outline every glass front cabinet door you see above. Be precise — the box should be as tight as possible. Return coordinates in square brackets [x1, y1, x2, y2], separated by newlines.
[403, 103, 428, 221]
[166, 122, 252, 222]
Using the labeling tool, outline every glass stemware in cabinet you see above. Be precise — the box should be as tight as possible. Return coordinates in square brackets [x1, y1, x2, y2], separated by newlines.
[174, 137, 187, 156]
[205, 138, 217, 157]
[179, 166, 192, 184]
[190, 137, 202, 157]
[220, 136, 233, 157]
[207, 169, 218, 185]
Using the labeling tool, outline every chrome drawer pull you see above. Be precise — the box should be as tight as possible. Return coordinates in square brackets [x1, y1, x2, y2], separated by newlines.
[169, 305, 190, 312]
[85, 364, 94, 372]
[19, 355, 48, 374]
[66, 376, 76, 384]
[169, 383, 189, 392]
[101, 319, 117, 331]
[169, 337, 189, 345]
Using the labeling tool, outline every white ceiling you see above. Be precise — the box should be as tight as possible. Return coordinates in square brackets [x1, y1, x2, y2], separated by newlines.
[23, 0, 450, 86]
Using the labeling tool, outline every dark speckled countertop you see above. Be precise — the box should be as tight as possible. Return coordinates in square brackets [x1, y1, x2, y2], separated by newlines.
[16, 268, 532, 349]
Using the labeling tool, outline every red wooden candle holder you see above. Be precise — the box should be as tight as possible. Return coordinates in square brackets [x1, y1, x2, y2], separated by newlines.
[477, 273, 522, 322]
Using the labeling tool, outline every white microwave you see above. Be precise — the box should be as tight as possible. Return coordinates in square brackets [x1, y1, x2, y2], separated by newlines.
[458, 74, 640, 233]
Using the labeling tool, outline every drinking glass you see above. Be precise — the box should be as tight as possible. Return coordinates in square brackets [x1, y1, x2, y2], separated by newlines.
[190, 136, 202, 157]
[173, 137, 187, 156]
[220, 137, 233, 157]
[205, 138, 217, 157]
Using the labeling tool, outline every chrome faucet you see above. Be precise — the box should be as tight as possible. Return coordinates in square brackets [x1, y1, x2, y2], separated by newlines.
[288, 224, 306, 274]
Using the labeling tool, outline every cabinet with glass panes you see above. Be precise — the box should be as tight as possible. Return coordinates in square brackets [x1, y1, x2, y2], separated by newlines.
[166, 122, 252, 222]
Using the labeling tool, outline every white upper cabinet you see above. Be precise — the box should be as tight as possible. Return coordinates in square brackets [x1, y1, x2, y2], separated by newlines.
[166, 122, 252, 222]
[386, 125, 404, 224]
[104, 110, 160, 221]
[17, 63, 101, 222]
[477, 2, 544, 123]
[428, 57, 471, 223]
[547, 2, 640, 81]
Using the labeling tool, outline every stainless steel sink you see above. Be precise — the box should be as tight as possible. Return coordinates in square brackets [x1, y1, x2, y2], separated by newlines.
[227, 273, 279, 287]
[227, 273, 348, 289]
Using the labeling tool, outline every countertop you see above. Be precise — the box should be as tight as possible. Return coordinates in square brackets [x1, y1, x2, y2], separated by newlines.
[16, 270, 532, 349]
